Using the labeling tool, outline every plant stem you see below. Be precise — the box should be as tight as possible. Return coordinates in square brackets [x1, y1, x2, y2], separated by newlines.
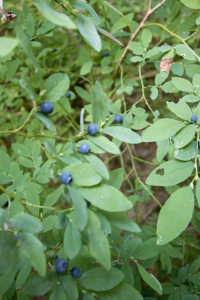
[138, 66, 154, 115]
[14, 51, 35, 74]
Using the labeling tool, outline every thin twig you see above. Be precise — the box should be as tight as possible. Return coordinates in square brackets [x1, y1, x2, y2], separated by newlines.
[113, 0, 167, 77]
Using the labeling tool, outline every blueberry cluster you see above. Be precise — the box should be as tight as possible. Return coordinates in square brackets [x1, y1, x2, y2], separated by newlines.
[55, 258, 81, 278]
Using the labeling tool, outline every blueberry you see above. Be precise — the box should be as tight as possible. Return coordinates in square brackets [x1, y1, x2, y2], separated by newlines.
[103, 51, 109, 56]
[60, 172, 73, 185]
[52, 48, 57, 52]
[14, 234, 18, 241]
[114, 115, 123, 123]
[40, 101, 54, 115]
[191, 114, 198, 123]
[71, 266, 81, 278]
[55, 258, 68, 273]
[108, 110, 113, 115]
[80, 143, 90, 154]
[87, 123, 99, 135]
[65, 92, 71, 98]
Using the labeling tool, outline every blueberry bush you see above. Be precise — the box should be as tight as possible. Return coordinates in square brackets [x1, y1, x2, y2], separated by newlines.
[1, 0, 200, 299]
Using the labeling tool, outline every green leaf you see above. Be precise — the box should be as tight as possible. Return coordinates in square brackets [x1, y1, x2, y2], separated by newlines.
[78, 267, 124, 291]
[35, 113, 56, 131]
[74, 86, 92, 102]
[175, 44, 196, 60]
[171, 63, 184, 76]
[63, 163, 102, 186]
[121, 261, 134, 286]
[193, 73, 200, 94]
[17, 289, 30, 300]
[87, 135, 120, 154]
[105, 168, 124, 189]
[19, 78, 36, 100]
[26, 13, 35, 37]
[182, 95, 200, 103]
[150, 87, 158, 100]
[102, 212, 141, 232]
[174, 124, 196, 149]
[83, 294, 96, 300]
[102, 126, 142, 144]
[155, 72, 169, 85]
[44, 73, 70, 102]
[172, 77, 194, 92]
[167, 100, 192, 120]
[141, 28, 152, 49]
[80, 61, 93, 75]
[77, 14, 101, 52]
[157, 186, 194, 245]
[97, 282, 143, 300]
[10, 213, 42, 234]
[142, 119, 184, 142]
[43, 185, 64, 214]
[146, 160, 194, 186]
[0, 270, 17, 297]
[129, 42, 144, 55]
[71, 0, 99, 20]
[121, 238, 142, 260]
[19, 157, 34, 168]
[174, 141, 197, 161]
[24, 272, 56, 296]
[34, 0, 76, 29]
[16, 265, 32, 289]
[132, 238, 164, 260]
[49, 286, 68, 300]
[0, 171, 11, 184]
[64, 221, 81, 259]
[12, 143, 31, 157]
[157, 139, 169, 162]
[180, 0, 200, 9]
[137, 263, 162, 295]
[189, 258, 200, 274]
[24, 182, 40, 216]
[87, 210, 111, 270]
[68, 186, 88, 231]
[110, 13, 134, 34]
[79, 183, 132, 212]
[130, 56, 143, 62]
[0, 38, 19, 58]
[161, 80, 179, 93]
[196, 179, 200, 207]
[91, 81, 108, 125]
[85, 153, 109, 180]
[59, 274, 79, 300]
[19, 233, 46, 277]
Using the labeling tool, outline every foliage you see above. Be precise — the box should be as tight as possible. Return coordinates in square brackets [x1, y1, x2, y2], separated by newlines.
[0, 0, 200, 299]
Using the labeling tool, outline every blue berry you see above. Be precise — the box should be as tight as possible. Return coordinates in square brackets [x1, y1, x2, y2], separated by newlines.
[40, 101, 54, 115]
[88, 123, 99, 135]
[55, 259, 68, 274]
[191, 114, 198, 123]
[71, 266, 81, 278]
[60, 172, 73, 185]
[52, 48, 57, 52]
[108, 110, 113, 115]
[65, 92, 71, 98]
[80, 143, 90, 154]
[114, 115, 123, 123]
[14, 234, 18, 241]
[103, 51, 109, 56]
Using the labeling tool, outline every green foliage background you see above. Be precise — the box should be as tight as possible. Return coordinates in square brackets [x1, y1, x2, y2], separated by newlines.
[1, 0, 200, 299]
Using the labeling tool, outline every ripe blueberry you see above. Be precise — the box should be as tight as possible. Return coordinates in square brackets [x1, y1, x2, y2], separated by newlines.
[65, 92, 71, 98]
[114, 115, 123, 123]
[103, 51, 109, 56]
[40, 101, 54, 115]
[60, 172, 73, 184]
[71, 266, 81, 278]
[55, 258, 68, 273]
[191, 114, 198, 123]
[52, 48, 57, 52]
[80, 143, 90, 154]
[14, 234, 19, 241]
[87, 123, 99, 135]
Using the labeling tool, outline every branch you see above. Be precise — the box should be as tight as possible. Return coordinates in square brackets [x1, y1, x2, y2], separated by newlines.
[113, 0, 167, 77]
[0, 0, 16, 21]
